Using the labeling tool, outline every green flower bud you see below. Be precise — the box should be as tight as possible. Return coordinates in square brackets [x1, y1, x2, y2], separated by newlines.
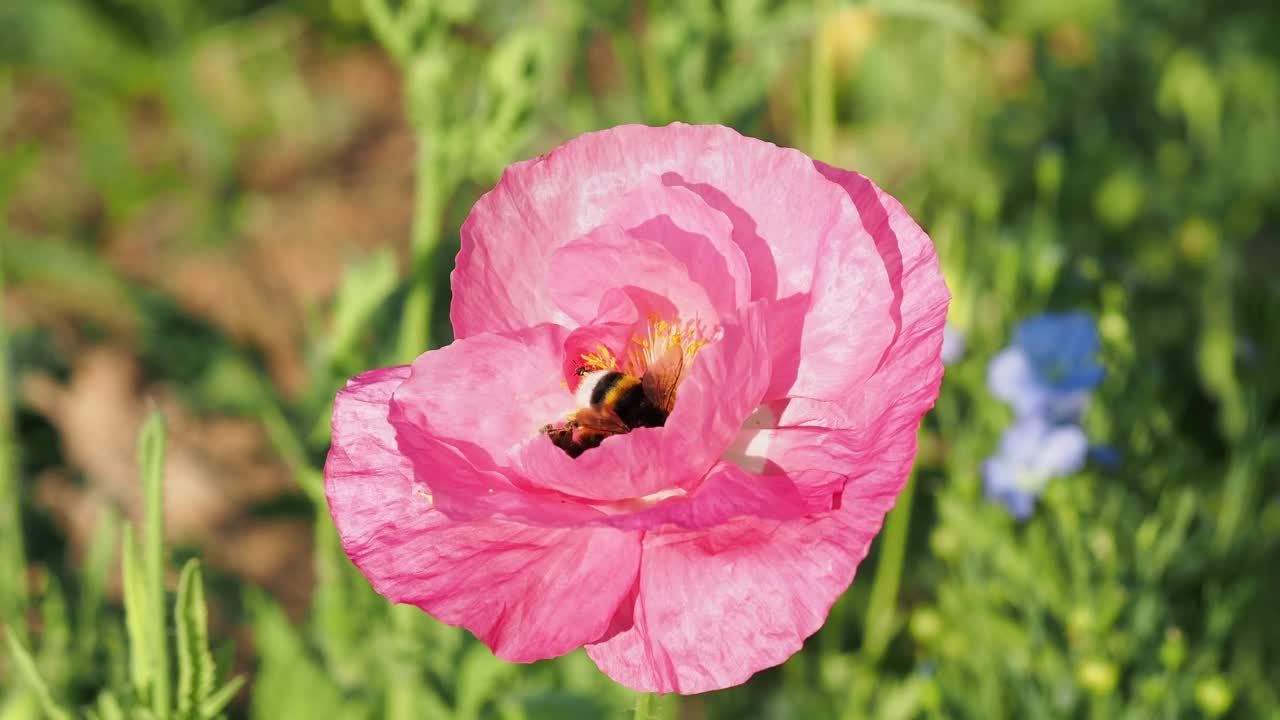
[1194, 676, 1234, 718]
[1076, 658, 1118, 696]
[1159, 628, 1186, 671]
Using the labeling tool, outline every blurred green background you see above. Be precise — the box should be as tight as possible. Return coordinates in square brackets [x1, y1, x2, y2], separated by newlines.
[2, 0, 1279, 718]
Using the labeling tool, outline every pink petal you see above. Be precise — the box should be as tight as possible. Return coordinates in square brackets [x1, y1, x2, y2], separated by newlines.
[451, 124, 857, 337]
[606, 184, 750, 316]
[450, 124, 944, 408]
[325, 366, 642, 661]
[585, 511, 883, 694]
[596, 460, 841, 531]
[549, 224, 719, 326]
[385, 519, 640, 663]
[325, 365, 418, 518]
[783, 163, 950, 405]
[583, 200, 947, 690]
[762, 398, 932, 511]
[386, 324, 603, 525]
[759, 293, 811, 400]
[392, 324, 576, 465]
[560, 319, 637, 390]
[558, 286, 662, 388]
[740, 256, 945, 556]
[388, 423, 602, 526]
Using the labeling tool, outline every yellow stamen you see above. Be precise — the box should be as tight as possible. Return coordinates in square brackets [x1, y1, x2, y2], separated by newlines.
[579, 344, 619, 371]
[578, 316, 713, 381]
[414, 488, 434, 506]
[623, 316, 712, 377]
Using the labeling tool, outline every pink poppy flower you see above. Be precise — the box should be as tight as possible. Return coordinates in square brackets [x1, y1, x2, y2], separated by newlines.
[325, 124, 949, 694]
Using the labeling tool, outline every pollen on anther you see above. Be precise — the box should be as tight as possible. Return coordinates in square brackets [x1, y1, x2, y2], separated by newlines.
[579, 344, 619, 372]
[623, 316, 713, 377]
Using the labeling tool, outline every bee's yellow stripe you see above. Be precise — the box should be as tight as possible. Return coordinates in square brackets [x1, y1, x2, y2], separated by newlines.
[602, 375, 641, 408]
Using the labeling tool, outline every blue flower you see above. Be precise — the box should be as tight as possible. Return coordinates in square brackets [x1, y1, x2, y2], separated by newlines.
[982, 416, 1089, 520]
[988, 312, 1104, 420]
[1088, 444, 1123, 469]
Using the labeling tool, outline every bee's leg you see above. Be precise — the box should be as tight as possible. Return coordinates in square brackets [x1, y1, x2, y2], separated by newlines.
[543, 423, 583, 457]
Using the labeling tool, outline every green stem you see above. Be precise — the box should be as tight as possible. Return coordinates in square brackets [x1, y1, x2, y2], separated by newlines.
[396, 129, 447, 362]
[362, 0, 410, 63]
[809, 0, 835, 161]
[0, 250, 25, 643]
[259, 401, 324, 507]
[638, 31, 674, 124]
[634, 691, 679, 720]
[139, 413, 170, 718]
[1214, 447, 1257, 555]
[861, 468, 917, 663]
[396, 284, 432, 363]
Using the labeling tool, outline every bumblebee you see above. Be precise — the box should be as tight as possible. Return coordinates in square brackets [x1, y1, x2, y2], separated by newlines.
[543, 345, 685, 458]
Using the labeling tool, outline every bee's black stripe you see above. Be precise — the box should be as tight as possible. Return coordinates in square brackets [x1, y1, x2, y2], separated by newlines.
[589, 371, 626, 407]
[614, 382, 669, 428]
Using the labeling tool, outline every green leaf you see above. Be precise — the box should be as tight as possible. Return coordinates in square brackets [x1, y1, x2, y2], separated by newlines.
[121, 524, 154, 703]
[3, 625, 74, 720]
[456, 641, 517, 720]
[77, 506, 120, 664]
[138, 412, 170, 720]
[0, 259, 24, 649]
[35, 572, 71, 692]
[95, 691, 126, 720]
[174, 559, 215, 717]
[328, 249, 399, 366]
[198, 677, 244, 719]
[248, 592, 360, 720]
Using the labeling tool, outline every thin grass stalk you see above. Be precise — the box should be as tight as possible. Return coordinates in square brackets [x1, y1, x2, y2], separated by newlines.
[0, 252, 25, 643]
[809, 0, 836, 161]
[862, 467, 918, 663]
[139, 413, 170, 718]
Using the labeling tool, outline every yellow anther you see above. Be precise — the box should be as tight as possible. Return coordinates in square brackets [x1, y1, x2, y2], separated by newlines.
[620, 316, 713, 377]
[579, 343, 619, 371]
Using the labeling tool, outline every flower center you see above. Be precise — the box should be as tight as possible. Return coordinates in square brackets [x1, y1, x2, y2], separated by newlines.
[583, 315, 710, 378]
[543, 316, 712, 457]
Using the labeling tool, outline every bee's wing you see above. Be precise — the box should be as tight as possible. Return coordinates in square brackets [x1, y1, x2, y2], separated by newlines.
[641, 345, 685, 414]
[572, 406, 631, 437]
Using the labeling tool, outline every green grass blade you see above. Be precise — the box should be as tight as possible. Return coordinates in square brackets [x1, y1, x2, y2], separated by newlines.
[95, 691, 126, 720]
[121, 523, 154, 703]
[173, 559, 196, 717]
[138, 412, 170, 719]
[174, 559, 215, 717]
[34, 573, 71, 697]
[198, 676, 244, 720]
[362, 0, 411, 63]
[0, 249, 25, 645]
[809, 0, 835, 161]
[3, 625, 74, 720]
[862, 469, 918, 663]
[77, 506, 120, 665]
[248, 591, 357, 719]
[259, 403, 325, 507]
[328, 248, 399, 365]
[456, 642, 516, 720]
